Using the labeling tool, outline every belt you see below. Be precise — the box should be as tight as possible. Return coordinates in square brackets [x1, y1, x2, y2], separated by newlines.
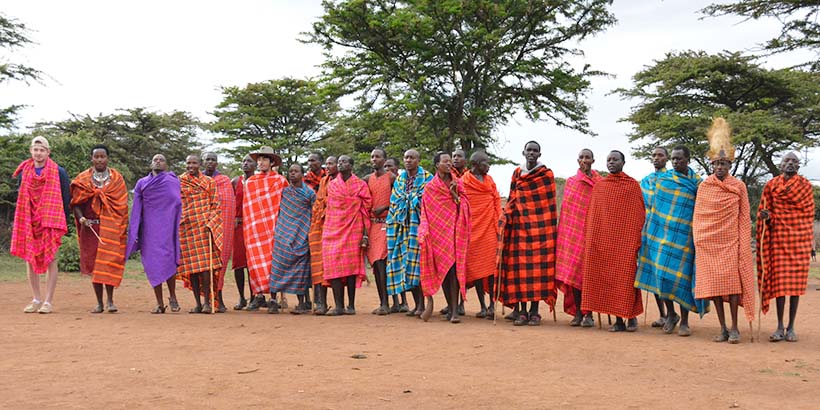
[370, 217, 386, 223]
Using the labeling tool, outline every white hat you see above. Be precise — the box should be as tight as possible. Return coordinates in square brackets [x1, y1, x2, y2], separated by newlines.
[30, 136, 50, 150]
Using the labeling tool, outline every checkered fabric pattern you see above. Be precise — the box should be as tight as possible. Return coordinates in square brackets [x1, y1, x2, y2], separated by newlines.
[177, 172, 223, 282]
[386, 167, 433, 295]
[269, 184, 315, 295]
[243, 171, 287, 294]
[366, 171, 392, 263]
[322, 174, 371, 286]
[309, 174, 332, 286]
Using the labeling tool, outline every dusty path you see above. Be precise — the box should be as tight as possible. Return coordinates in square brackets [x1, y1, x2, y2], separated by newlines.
[0, 272, 818, 409]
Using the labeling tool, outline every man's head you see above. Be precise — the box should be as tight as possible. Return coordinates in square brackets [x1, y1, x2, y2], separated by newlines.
[607, 150, 625, 174]
[384, 158, 399, 176]
[434, 152, 452, 177]
[151, 154, 168, 173]
[325, 156, 338, 176]
[29, 136, 50, 165]
[578, 148, 594, 174]
[371, 148, 387, 170]
[712, 158, 730, 181]
[523, 141, 541, 168]
[338, 155, 354, 176]
[452, 149, 467, 170]
[288, 163, 304, 185]
[91, 144, 110, 172]
[307, 152, 324, 173]
[203, 152, 218, 175]
[186, 154, 201, 176]
[780, 152, 800, 176]
[670, 145, 690, 174]
[651, 147, 668, 171]
[404, 149, 420, 172]
[469, 151, 490, 176]
[241, 154, 257, 174]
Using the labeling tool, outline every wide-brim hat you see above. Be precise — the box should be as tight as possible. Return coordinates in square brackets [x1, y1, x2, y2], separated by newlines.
[249, 146, 282, 167]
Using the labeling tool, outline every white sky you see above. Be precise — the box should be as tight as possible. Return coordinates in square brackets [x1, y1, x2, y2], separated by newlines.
[1, 0, 816, 195]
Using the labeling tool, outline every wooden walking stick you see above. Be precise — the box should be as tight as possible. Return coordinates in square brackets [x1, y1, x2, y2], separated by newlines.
[597, 312, 602, 329]
[756, 198, 768, 343]
[209, 230, 215, 315]
[644, 292, 650, 326]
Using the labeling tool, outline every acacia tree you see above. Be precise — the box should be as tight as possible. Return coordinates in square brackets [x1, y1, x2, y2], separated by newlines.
[702, 1, 820, 65]
[210, 78, 340, 165]
[616, 51, 819, 183]
[1, 13, 43, 130]
[304, 0, 617, 155]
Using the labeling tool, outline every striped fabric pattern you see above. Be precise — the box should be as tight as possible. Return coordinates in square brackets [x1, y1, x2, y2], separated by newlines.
[243, 171, 287, 294]
[308, 174, 332, 286]
[232, 175, 248, 270]
[212, 173, 235, 291]
[322, 174, 371, 285]
[386, 167, 434, 295]
[693, 175, 755, 322]
[177, 172, 223, 283]
[11, 158, 68, 274]
[756, 174, 815, 313]
[269, 184, 315, 295]
[71, 168, 129, 287]
[634, 167, 707, 314]
[418, 174, 470, 297]
[498, 165, 558, 307]
[304, 168, 326, 192]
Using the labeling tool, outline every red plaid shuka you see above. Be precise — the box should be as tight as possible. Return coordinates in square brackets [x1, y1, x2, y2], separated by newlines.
[693, 175, 755, 322]
[580, 172, 645, 318]
[419, 174, 471, 297]
[322, 174, 372, 286]
[498, 164, 558, 308]
[177, 172, 223, 283]
[11, 158, 68, 274]
[243, 171, 287, 293]
[756, 174, 814, 314]
[366, 171, 393, 263]
[304, 168, 326, 192]
[462, 170, 501, 286]
[555, 169, 601, 315]
[71, 168, 129, 287]
[309, 174, 332, 286]
[211, 173, 235, 291]
[232, 175, 248, 269]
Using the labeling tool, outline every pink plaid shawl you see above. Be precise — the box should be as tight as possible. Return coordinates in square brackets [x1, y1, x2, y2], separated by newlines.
[11, 158, 68, 273]
[418, 174, 471, 298]
[322, 174, 372, 285]
[212, 173, 235, 291]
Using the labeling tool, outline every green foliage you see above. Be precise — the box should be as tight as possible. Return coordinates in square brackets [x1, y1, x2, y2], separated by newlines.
[210, 78, 340, 166]
[701, 1, 820, 66]
[814, 185, 820, 220]
[615, 51, 820, 184]
[304, 0, 616, 157]
[57, 235, 80, 273]
[1, 13, 43, 130]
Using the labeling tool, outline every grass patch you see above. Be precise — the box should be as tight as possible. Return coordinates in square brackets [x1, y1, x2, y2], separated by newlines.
[809, 263, 820, 280]
[0, 254, 147, 283]
[758, 368, 775, 375]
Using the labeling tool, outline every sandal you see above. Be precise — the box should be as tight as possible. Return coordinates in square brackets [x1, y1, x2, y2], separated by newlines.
[485, 309, 495, 320]
[405, 307, 418, 317]
[376, 306, 389, 316]
[527, 313, 542, 326]
[169, 297, 181, 312]
[608, 322, 627, 332]
[728, 329, 740, 344]
[769, 329, 785, 342]
[107, 303, 119, 313]
[785, 329, 798, 342]
[475, 309, 487, 319]
[651, 317, 667, 328]
[189, 306, 202, 314]
[216, 304, 227, 314]
[513, 313, 529, 326]
[626, 318, 639, 332]
[678, 324, 692, 337]
[151, 305, 167, 314]
[569, 315, 583, 327]
[201, 303, 212, 314]
[233, 298, 247, 311]
[663, 313, 680, 334]
[325, 308, 344, 316]
[91, 304, 104, 314]
[267, 301, 280, 314]
[505, 310, 519, 321]
[344, 307, 356, 315]
[389, 304, 401, 314]
[581, 315, 595, 328]
[713, 328, 730, 342]
[398, 303, 410, 313]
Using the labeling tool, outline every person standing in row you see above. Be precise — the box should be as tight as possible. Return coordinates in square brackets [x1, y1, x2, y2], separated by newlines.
[639, 147, 670, 328]
[177, 154, 223, 314]
[231, 155, 257, 310]
[127, 154, 182, 313]
[12, 136, 70, 314]
[693, 118, 755, 344]
[71, 145, 129, 313]
[581, 150, 645, 332]
[323, 155, 372, 316]
[365, 148, 397, 315]
[203, 152, 235, 313]
[308, 156, 338, 314]
[756, 152, 814, 343]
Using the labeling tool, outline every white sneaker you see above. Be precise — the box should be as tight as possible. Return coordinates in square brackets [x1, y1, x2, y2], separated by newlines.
[24, 300, 42, 313]
[38, 302, 53, 314]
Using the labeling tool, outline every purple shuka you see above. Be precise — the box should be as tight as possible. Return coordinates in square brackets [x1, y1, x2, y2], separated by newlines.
[127, 171, 182, 287]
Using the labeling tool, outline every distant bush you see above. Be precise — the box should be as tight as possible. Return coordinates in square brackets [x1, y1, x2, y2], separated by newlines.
[58, 235, 80, 272]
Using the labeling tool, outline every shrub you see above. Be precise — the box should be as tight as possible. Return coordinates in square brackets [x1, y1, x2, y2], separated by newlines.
[58, 235, 81, 272]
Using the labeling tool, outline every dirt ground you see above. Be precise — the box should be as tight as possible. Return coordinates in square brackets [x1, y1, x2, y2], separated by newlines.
[1, 269, 818, 410]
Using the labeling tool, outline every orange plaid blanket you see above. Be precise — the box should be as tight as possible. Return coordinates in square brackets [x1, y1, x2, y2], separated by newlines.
[177, 172, 223, 282]
[243, 171, 287, 293]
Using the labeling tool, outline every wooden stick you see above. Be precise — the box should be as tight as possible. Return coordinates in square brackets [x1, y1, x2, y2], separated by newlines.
[597, 312, 602, 329]
[209, 230, 215, 315]
[757, 198, 767, 343]
[552, 307, 557, 322]
[644, 291, 650, 326]
[608, 315, 612, 325]
[749, 321, 755, 343]
[86, 225, 105, 245]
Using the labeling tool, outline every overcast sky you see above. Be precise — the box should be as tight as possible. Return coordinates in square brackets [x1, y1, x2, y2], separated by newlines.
[1, 0, 816, 195]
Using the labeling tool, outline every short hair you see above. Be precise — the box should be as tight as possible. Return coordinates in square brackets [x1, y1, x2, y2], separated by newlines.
[433, 151, 449, 166]
[580, 148, 594, 159]
[610, 150, 626, 161]
[310, 152, 324, 162]
[672, 145, 690, 159]
[387, 157, 400, 165]
[654, 146, 669, 156]
[91, 144, 110, 156]
[290, 163, 305, 173]
[372, 147, 387, 158]
[524, 140, 541, 151]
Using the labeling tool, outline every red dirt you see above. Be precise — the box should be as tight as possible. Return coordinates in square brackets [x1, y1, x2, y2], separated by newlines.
[1, 271, 818, 409]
